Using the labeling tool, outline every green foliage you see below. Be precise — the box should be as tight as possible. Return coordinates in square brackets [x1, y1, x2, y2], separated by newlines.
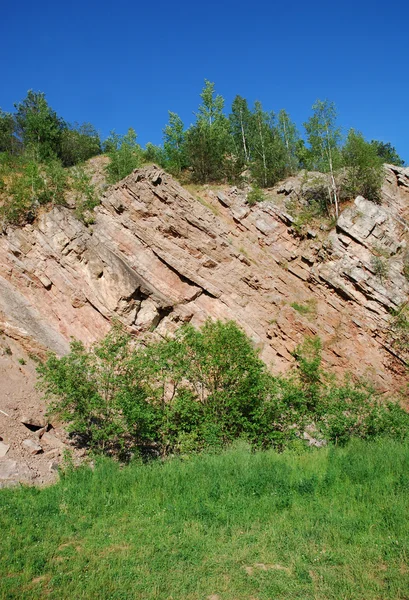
[69, 165, 99, 223]
[370, 140, 405, 166]
[0, 91, 102, 225]
[1, 91, 101, 167]
[143, 142, 166, 166]
[304, 100, 342, 172]
[1, 158, 67, 224]
[37, 327, 135, 455]
[343, 129, 384, 202]
[185, 80, 233, 183]
[38, 320, 270, 456]
[105, 128, 143, 183]
[1, 439, 409, 599]
[59, 122, 101, 167]
[163, 112, 187, 175]
[229, 95, 252, 168]
[389, 303, 409, 357]
[248, 101, 287, 187]
[0, 109, 17, 153]
[38, 320, 409, 459]
[1, 88, 404, 211]
[246, 185, 266, 206]
[371, 255, 389, 281]
[277, 109, 300, 175]
[304, 100, 342, 215]
[14, 90, 66, 162]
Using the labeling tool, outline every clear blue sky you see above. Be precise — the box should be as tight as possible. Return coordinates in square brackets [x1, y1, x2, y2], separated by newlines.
[1, 0, 408, 161]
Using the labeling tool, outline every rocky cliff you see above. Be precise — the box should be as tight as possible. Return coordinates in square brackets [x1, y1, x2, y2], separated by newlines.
[1, 163, 409, 484]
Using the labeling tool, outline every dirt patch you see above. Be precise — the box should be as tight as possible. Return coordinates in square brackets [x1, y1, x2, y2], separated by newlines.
[0, 336, 80, 487]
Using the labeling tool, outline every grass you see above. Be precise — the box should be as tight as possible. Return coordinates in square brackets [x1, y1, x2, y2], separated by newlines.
[291, 299, 317, 318]
[1, 438, 409, 599]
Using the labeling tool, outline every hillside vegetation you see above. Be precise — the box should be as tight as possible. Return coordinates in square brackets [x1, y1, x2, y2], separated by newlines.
[38, 320, 409, 458]
[0, 84, 405, 225]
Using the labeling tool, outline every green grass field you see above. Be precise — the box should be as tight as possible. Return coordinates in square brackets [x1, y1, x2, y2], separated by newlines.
[1, 438, 409, 599]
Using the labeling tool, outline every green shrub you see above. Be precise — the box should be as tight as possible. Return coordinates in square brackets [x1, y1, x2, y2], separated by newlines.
[389, 304, 409, 358]
[290, 300, 317, 318]
[37, 322, 409, 459]
[371, 255, 389, 281]
[342, 130, 384, 202]
[247, 185, 266, 206]
[70, 165, 99, 223]
[0, 158, 67, 224]
[105, 128, 143, 184]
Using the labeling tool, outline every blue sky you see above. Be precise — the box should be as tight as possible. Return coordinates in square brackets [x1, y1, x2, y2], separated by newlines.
[1, 0, 408, 161]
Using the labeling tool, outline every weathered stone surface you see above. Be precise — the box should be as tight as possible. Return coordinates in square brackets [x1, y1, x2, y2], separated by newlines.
[216, 191, 232, 207]
[43, 448, 61, 459]
[0, 163, 408, 396]
[0, 459, 34, 487]
[22, 438, 43, 455]
[231, 205, 250, 221]
[21, 415, 47, 429]
[41, 432, 66, 449]
[337, 196, 402, 254]
[303, 431, 327, 448]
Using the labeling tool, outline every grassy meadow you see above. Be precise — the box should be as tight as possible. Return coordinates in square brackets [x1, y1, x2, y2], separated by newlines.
[1, 438, 409, 599]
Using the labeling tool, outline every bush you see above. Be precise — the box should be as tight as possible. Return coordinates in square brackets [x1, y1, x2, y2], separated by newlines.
[342, 130, 384, 202]
[105, 128, 143, 184]
[69, 165, 99, 223]
[371, 255, 389, 281]
[0, 158, 67, 224]
[247, 185, 266, 206]
[37, 322, 409, 459]
[59, 123, 101, 167]
[389, 304, 409, 359]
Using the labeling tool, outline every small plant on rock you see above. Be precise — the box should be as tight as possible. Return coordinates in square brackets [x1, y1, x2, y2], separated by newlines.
[247, 186, 266, 206]
[371, 255, 389, 282]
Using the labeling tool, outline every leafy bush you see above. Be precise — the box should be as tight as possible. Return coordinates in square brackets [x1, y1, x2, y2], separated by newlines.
[247, 185, 266, 206]
[342, 130, 384, 202]
[0, 153, 99, 226]
[0, 158, 67, 224]
[37, 322, 409, 459]
[70, 165, 99, 223]
[389, 304, 409, 359]
[59, 123, 101, 167]
[105, 128, 143, 184]
[370, 140, 405, 166]
[371, 255, 389, 281]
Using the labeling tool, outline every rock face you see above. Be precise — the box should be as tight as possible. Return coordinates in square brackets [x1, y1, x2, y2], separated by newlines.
[2, 162, 409, 486]
[0, 164, 408, 396]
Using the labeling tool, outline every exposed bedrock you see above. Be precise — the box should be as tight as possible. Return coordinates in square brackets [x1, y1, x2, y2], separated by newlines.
[1, 164, 409, 392]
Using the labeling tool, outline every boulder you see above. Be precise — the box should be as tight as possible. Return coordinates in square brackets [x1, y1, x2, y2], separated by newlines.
[41, 432, 66, 449]
[21, 415, 47, 429]
[0, 459, 34, 487]
[22, 438, 43, 455]
[216, 191, 232, 207]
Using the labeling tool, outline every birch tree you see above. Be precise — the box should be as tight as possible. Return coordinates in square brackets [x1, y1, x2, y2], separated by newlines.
[186, 80, 230, 182]
[304, 100, 342, 217]
[229, 95, 251, 165]
[248, 102, 286, 188]
[343, 129, 384, 202]
[277, 109, 300, 175]
[163, 112, 187, 175]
